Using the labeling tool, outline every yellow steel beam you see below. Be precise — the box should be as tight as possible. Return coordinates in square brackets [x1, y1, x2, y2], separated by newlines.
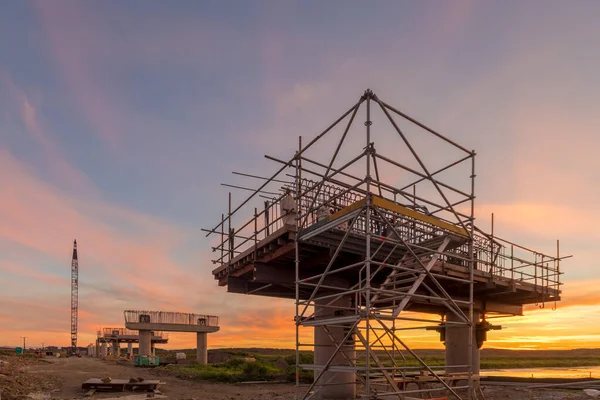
[328, 198, 367, 221]
[328, 195, 467, 237]
[371, 195, 468, 237]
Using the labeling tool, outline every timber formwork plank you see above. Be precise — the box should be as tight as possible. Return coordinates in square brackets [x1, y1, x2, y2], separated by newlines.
[81, 379, 162, 392]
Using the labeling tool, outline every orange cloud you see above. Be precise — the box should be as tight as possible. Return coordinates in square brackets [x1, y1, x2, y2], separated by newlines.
[0, 147, 228, 347]
[477, 202, 599, 243]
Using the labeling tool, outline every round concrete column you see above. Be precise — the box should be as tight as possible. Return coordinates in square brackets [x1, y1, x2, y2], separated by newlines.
[100, 342, 107, 357]
[314, 297, 356, 400]
[113, 342, 120, 358]
[128, 342, 133, 358]
[445, 311, 480, 374]
[139, 330, 152, 356]
[196, 332, 207, 364]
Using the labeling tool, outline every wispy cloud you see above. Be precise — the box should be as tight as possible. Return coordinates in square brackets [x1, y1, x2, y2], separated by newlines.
[0, 70, 97, 194]
[0, 260, 67, 286]
[30, 1, 123, 150]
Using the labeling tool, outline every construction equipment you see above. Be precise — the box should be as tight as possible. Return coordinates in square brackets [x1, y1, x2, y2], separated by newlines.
[134, 355, 160, 367]
[70, 239, 79, 354]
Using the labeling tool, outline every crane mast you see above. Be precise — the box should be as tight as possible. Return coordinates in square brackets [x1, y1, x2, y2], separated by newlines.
[70, 240, 78, 353]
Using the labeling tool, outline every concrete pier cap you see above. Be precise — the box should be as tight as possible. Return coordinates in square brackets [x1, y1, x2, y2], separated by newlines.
[124, 310, 220, 364]
[98, 327, 168, 358]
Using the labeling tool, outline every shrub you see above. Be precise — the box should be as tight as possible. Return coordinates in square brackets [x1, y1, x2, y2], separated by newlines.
[242, 360, 268, 378]
[284, 352, 313, 365]
[223, 358, 245, 368]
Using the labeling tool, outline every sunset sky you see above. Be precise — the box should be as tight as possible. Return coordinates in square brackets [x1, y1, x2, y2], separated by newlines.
[1, 1, 599, 351]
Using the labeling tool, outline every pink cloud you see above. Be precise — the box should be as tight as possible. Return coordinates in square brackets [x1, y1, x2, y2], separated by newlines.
[0, 260, 67, 286]
[30, 1, 248, 153]
[30, 1, 123, 150]
[0, 71, 97, 195]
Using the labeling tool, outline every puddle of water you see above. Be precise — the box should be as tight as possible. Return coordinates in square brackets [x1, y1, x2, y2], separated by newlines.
[481, 366, 600, 379]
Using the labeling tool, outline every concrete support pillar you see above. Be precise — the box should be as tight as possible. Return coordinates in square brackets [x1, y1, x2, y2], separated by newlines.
[151, 344, 156, 357]
[100, 342, 107, 357]
[445, 311, 480, 374]
[95, 340, 100, 358]
[196, 332, 207, 364]
[128, 343, 133, 358]
[139, 330, 151, 357]
[314, 297, 356, 400]
[113, 342, 120, 358]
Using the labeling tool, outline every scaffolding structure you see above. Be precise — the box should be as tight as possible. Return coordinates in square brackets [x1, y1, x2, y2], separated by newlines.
[207, 90, 564, 399]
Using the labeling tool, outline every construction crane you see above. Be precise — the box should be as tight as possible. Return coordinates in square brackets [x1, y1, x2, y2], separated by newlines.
[70, 240, 78, 354]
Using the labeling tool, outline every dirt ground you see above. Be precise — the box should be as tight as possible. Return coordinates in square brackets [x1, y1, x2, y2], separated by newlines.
[4, 356, 293, 400]
[0, 356, 593, 400]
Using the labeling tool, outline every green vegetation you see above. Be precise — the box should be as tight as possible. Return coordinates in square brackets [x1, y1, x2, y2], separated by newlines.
[164, 356, 308, 383]
[168, 361, 259, 383]
[158, 348, 600, 383]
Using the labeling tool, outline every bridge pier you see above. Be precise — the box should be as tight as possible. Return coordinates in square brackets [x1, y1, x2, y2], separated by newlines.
[314, 297, 356, 400]
[139, 330, 151, 356]
[196, 332, 208, 364]
[445, 311, 480, 374]
[112, 341, 120, 358]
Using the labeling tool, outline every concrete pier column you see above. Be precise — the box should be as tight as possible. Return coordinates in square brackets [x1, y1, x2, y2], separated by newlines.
[100, 342, 107, 357]
[95, 340, 100, 358]
[128, 343, 133, 358]
[113, 342, 120, 358]
[445, 311, 480, 374]
[139, 330, 151, 356]
[196, 332, 207, 364]
[314, 297, 356, 400]
[151, 344, 156, 357]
